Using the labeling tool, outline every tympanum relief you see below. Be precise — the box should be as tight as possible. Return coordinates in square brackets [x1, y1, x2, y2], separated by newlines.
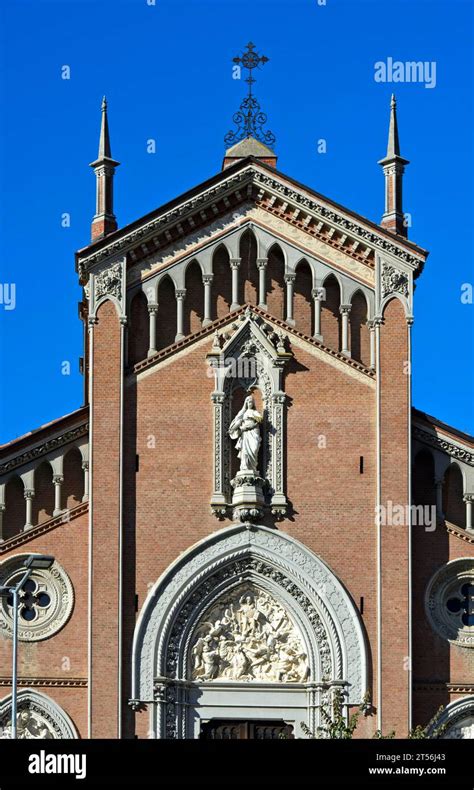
[190, 586, 309, 683]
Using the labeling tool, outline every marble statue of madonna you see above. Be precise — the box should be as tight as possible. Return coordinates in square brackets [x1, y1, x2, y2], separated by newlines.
[228, 395, 263, 473]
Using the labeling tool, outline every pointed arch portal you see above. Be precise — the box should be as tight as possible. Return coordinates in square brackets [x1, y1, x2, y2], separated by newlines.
[132, 524, 368, 738]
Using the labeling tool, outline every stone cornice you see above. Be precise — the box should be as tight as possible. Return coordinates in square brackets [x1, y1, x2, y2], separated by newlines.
[0, 422, 89, 477]
[414, 682, 474, 693]
[0, 677, 87, 688]
[76, 160, 427, 281]
[445, 521, 474, 544]
[413, 424, 474, 466]
[252, 170, 426, 269]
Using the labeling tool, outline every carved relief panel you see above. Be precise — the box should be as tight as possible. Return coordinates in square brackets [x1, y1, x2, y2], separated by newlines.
[190, 584, 309, 683]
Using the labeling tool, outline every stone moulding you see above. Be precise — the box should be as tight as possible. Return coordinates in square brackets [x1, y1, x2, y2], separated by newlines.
[131, 524, 368, 738]
[0, 689, 78, 739]
[413, 425, 474, 467]
[0, 423, 89, 477]
[77, 165, 425, 278]
[0, 556, 74, 642]
[428, 695, 474, 739]
[208, 309, 292, 519]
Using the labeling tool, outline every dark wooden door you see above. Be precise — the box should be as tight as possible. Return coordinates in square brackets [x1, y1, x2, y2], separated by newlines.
[200, 719, 294, 739]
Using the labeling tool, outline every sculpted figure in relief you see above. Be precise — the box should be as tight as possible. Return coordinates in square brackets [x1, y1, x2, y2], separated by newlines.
[0, 709, 53, 739]
[190, 587, 309, 683]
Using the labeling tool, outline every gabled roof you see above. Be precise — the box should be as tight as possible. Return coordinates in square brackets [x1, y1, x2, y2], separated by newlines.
[76, 156, 428, 280]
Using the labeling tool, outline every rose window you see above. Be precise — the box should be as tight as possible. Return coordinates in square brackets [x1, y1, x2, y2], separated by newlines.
[6, 579, 51, 623]
[425, 559, 474, 647]
[446, 583, 474, 628]
[0, 556, 73, 641]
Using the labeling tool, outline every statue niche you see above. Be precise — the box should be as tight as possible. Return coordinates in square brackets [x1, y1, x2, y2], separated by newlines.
[190, 585, 309, 683]
[208, 308, 291, 521]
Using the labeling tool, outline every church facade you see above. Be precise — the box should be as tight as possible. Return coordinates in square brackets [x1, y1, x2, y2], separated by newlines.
[0, 69, 473, 740]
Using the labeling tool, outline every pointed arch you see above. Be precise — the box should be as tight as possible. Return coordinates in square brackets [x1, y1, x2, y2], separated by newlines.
[0, 689, 78, 739]
[62, 446, 84, 509]
[132, 524, 368, 737]
[183, 259, 204, 336]
[3, 475, 25, 540]
[239, 229, 258, 305]
[156, 275, 176, 351]
[443, 463, 466, 528]
[413, 448, 436, 508]
[350, 290, 369, 366]
[265, 243, 285, 320]
[321, 274, 341, 351]
[294, 259, 313, 336]
[32, 461, 54, 525]
[211, 245, 232, 319]
[128, 290, 149, 366]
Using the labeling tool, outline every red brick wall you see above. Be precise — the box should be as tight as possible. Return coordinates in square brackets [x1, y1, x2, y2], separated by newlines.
[412, 448, 474, 729]
[239, 230, 258, 305]
[90, 299, 122, 737]
[32, 463, 54, 525]
[62, 447, 85, 509]
[379, 297, 410, 735]
[128, 291, 149, 365]
[265, 245, 285, 320]
[350, 292, 370, 367]
[128, 329, 378, 738]
[3, 476, 25, 539]
[294, 261, 313, 336]
[156, 276, 176, 350]
[212, 247, 232, 318]
[321, 275, 341, 351]
[184, 260, 204, 336]
[443, 465, 466, 529]
[0, 509, 89, 739]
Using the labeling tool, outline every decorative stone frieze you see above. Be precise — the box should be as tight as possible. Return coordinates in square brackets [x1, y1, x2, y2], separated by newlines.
[413, 425, 474, 467]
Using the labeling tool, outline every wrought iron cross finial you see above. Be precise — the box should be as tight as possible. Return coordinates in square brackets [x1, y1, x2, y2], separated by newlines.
[225, 42, 276, 149]
[232, 42, 269, 96]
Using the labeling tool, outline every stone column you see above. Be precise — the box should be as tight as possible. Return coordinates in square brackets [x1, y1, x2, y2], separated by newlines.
[82, 461, 89, 502]
[368, 320, 376, 370]
[257, 258, 268, 309]
[175, 289, 186, 342]
[435, 478, 444, 520]
[284, 274, 296, 326]
[24, 489, 34, 530]
[202, 274, 213, 327]
[53, 475, 64, 517]
[147, 304, 159, 357]
[230, 259, 241, 311]
[312, 288, 323, 342]
[340, 305, 351, 357]
[464, 494, 474, 532]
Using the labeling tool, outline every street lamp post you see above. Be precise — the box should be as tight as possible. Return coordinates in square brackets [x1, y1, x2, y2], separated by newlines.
[0, 554, 54, 738]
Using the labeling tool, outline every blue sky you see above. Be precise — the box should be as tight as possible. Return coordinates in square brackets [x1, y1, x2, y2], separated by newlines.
[0, 0, 472, 443]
